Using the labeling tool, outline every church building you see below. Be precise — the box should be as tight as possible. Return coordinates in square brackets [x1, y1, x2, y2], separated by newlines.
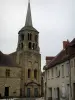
[0, 0, 41, 98]
[16, 0, 41, 97]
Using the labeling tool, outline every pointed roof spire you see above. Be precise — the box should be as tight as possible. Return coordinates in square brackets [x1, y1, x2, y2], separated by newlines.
[25, 0, 33, 26]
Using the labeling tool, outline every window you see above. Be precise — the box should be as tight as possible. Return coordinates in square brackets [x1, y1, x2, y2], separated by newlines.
[34, 88, 38, 97]
[48, 70, 49, 78]
[21, 34, 24, 41]
[34, 70, 37, 79]
[67, 84, 69, 99]
[66, 63, 69, 76]
[49, 88, 52, 97]
[30, 34, 32, 40]
[51, 68, 53, 78]
[28, 33, 32, 40]
[56, 67, 60, 77]
[62, 65, 64, 77]
[32, 43, 35, 50]
[28, 69, 31, 78]
[56, 67, 57, 77]
[6, 69, 10, 77]
[28, 42, 32, 49]
[27, 88, 31, 97]
[57, 87, 60, 100]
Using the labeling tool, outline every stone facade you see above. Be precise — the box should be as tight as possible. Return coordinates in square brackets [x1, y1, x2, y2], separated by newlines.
[0, 66, 21, 97]
[0, 1, 41, 98]
[15, 1, 41, 97]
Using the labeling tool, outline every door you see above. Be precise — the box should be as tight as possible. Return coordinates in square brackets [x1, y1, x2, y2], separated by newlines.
[27, 88, 30, 97]
[57, 87, 60, 100]
[34, 88, 38, 97]
[49, 88, 52, 100]
[5, 87, 9, 96]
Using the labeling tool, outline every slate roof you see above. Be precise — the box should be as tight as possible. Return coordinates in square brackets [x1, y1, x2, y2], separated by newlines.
[45, 38, 75, 70]
[69, 38, 75, 46]
[19, 26, 39, 33]
[0, 51, 20, 67]
[9, 51, 16, 56]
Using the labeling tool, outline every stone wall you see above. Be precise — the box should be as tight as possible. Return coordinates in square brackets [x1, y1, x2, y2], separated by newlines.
[0, 66, 21, 97]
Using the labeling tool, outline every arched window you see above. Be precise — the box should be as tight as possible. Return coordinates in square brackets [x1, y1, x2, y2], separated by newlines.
[30, 34, 32, 40]
[28, 69, 31, 78]
[21, 34, 24, 41]
[34, 69, 37, 79]
[35, 44, 37, 49]
[28, 33, 32, 40]
[28, 42, 32, 49]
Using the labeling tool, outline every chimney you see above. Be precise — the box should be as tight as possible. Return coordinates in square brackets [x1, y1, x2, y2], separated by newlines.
[63, 40, 69, 49]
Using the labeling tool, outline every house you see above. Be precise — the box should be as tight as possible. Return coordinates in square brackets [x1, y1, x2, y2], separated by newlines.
[0, 51, 21, 97]
[43, 39, 75, 100]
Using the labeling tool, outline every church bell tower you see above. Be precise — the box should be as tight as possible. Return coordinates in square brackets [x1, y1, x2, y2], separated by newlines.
[16, 0, 41, 97]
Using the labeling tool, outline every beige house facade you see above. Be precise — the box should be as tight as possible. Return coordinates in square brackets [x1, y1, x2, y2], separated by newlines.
[43, 39, 75, 100]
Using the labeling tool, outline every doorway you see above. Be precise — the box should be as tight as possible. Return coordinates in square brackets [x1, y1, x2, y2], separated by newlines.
[4, 87, 9, 96]
[27, 88, 31, 97]
[34, 88, 38, 97]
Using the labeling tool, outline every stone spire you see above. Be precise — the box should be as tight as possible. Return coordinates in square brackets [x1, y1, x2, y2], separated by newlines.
[25, 0, 33, 26]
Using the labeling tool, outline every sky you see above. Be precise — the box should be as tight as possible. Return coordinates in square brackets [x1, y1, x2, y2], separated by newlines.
[0, 0, 75, 70]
